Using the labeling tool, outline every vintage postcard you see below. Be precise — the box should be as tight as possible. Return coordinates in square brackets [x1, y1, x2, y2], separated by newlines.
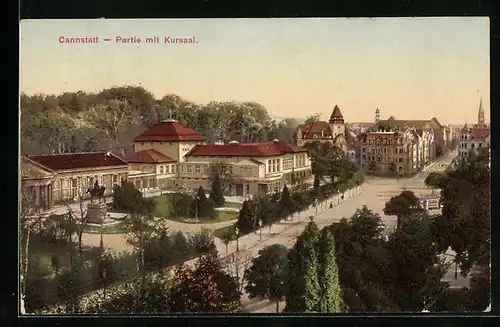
[19, 17, 490, 314]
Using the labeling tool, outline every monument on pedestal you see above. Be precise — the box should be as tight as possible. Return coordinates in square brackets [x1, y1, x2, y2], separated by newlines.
[86, 181, 107, 224]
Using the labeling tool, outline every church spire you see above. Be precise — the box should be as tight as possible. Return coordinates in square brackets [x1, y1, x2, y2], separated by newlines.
[478, 97, 485, 126]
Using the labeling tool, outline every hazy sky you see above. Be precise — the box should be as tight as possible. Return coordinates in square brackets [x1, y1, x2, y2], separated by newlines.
[20, 18, 490, 125]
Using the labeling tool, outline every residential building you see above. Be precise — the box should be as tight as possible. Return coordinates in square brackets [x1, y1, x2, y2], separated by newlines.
[22, 151, 129, 209]
[178, 140, 312, 197]
[358, 128, 419, 175]
[378, 116, 443, 160]
[458, 99, 490, 160]
[296, 105, 348, 154]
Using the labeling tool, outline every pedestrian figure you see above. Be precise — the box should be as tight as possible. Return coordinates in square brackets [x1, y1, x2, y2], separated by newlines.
[341, 194, 344, 201]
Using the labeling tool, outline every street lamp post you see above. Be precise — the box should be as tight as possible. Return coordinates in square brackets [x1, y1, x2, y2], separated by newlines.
[234, 226, 240, 252]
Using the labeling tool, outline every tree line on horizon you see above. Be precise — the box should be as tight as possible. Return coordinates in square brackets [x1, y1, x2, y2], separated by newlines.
[20, 86, 303, 156]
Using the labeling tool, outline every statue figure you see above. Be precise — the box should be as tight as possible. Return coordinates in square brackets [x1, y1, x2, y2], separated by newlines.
[87, 181, 106, 204]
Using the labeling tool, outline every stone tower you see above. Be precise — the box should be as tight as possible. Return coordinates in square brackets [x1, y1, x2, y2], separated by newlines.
[375, 107, 380, 123]
[478, 97, 486, 127]
[329, 105, 345, 139]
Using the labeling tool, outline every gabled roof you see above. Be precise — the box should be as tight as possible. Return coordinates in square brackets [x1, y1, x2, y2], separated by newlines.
[21, 157, 55, 180]
[27, 151, 128, 171]
[298, 122, 332, 139]
[469, 127, 489, 140]
[134, 120, 205, 142]
[234, 158, 265, 166]
[329, 105, 344, 122]
[123, 149, 176, 164]
[186, 141, 307, 157]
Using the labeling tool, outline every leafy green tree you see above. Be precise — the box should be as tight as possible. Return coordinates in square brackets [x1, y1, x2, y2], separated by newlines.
[188, 228, 217, 255]
[424, 172, 447, 189]
[286, 220, 321, 312]
[113, 180, 154, 214]
[168, 252, 240, 312]
[193, 186, 215, 219]
[387, 214, 447, 311]
[83, 273, 173, 314]
[436, 150, 490, 274]
[172, 231, 191, 258]
[383, 190, 424, 229]
[56, 256, 85, 313]
[244, 244, 289, 313]
[317, 228, 344, 312]
[279, 185, 295, 219]
[236, 200, 256, 234]
[349, 206, 385, 245]
[221, 229, 234, 254]
[209, 173, 226, 207]
[123, 213, 170, 273]
[255, 195, 279, 232]
[303, 113, 321, 125]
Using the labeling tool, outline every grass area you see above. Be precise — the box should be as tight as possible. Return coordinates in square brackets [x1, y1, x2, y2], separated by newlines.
[223, 202, 242, 209]
[28, 233, 102, 278]
[153, 194, 240, 224]
[82, 221, 128, 234]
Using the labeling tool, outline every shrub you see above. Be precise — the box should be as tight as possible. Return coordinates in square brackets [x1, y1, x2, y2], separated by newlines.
[189, 229, 217, 255]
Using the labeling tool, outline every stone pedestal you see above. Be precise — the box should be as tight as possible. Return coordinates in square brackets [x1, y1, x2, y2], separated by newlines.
[87, 203, 107, 224]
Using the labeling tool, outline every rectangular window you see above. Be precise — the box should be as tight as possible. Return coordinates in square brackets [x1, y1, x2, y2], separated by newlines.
[188, 165, 192, 173]
[246, 184, 250, 194]
[195, 165, 200, 173]
[268, 160, 272, 173]
[399, 158, 403, 163]
[395, 148, 398, 154]
[277, 160, 281, 172]
[362, 155, 366, 160]
[181, 165, 185, 173]
[160, 166, 164, 174]
[113, 175, 118, 183]
[204, 166, 208, 174]
[362, 148, 366, 152]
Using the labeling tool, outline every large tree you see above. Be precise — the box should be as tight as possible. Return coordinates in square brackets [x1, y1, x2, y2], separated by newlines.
[286, 220, 321, 312]
[387, 213, 448, 311]
[244, 244, 289, 313]
[209, 172, 226, 207]
[317, 228, 344, 312]
[168, 252, 240, 312]
[236, 200, 256, 235]
[278, 185, 295, 219]
[383, 190, 424, 229]
[435, 149, 490, 275]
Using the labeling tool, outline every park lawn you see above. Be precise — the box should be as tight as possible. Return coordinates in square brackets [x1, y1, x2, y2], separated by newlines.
[153, 194, 239, 224]
[224, 202, 242, 209]
[83, 221, 128, 234]
[28, 233, 102, 278]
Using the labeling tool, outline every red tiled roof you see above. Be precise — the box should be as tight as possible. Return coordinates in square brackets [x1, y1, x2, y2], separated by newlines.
[123, 149, 176, 163]
[329, 105, 344, 121]
[22, 156, 55, 173]
[299, 122, 332, 139]
[470, 127, 489, 140]
[186, 141, 307, 157]
[134, 120, 205, 142]
[27, 151, 128, 171]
